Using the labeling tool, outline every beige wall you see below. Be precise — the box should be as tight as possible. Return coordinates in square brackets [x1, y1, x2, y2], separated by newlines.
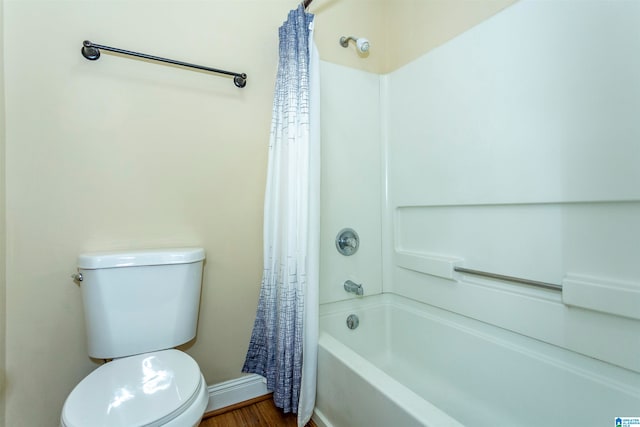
[311, 0, 386, 74]
[2, 0, 386, 425]
[382, 0, 516, 73]
[309, 0, 516, 74]
[0, 0, 6, 424]
[1, 0, 515, 425]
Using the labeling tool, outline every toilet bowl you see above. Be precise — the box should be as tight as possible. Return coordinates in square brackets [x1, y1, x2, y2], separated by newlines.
[61, 248, 208, 427]
[61, 350, 208, 427]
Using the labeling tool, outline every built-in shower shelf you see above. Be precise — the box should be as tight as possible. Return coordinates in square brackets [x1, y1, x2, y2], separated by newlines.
[395, 250, 462, 280]
[395, 249, 640, 320]
[562, 274, 640, 321]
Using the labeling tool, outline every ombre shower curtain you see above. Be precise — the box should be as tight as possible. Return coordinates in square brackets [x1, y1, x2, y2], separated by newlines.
[242, 5, 319, 427]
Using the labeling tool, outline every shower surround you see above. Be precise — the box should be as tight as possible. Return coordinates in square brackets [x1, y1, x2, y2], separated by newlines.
[316, 1, 640, 425]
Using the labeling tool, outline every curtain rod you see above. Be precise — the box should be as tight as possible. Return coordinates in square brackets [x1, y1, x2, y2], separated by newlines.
[80, 40, 247, 88]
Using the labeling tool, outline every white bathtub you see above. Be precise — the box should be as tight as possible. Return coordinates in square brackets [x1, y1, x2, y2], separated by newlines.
[313, 294, 640, 427]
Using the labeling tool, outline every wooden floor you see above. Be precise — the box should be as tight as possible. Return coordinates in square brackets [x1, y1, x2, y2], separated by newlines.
[199, 394, 317, 427]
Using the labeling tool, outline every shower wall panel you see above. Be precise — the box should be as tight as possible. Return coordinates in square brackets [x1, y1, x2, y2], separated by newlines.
[319, 61, 383, 304]
[384, 0, 640, 373]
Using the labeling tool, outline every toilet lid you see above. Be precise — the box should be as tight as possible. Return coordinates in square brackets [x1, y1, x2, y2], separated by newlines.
[62, 349, 203, 427]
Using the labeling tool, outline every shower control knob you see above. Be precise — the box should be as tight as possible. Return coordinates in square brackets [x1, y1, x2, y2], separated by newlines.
[335, 228, 359, 256]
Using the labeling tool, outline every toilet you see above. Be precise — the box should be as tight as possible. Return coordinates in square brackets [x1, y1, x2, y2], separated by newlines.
[61, 248, 209, 427]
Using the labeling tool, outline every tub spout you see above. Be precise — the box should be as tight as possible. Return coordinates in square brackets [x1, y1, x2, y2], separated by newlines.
[344, 280, 364, 296]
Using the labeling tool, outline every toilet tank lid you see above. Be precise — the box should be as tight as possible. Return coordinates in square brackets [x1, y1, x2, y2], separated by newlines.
[78, 248, 205, 269]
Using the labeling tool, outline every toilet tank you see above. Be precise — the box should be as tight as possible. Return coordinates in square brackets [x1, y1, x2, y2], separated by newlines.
[77, 248, 205, 359]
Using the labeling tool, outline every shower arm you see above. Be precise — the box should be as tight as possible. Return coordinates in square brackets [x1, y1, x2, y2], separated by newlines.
[339, 36, 357, 47]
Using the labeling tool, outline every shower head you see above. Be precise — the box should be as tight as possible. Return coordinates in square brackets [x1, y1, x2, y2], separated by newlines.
[339, 36, 370, 54]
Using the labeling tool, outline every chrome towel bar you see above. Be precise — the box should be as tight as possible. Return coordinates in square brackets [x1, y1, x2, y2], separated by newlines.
[454, 266, 562, 291]
[81, 40, 247, 88]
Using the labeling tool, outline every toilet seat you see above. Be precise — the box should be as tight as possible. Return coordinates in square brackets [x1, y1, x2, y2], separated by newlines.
[61, 349, 206, 427]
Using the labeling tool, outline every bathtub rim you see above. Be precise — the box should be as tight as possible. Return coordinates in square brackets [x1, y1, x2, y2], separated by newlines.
[320, 293, 640, 399]
[315, 331, 465, 427]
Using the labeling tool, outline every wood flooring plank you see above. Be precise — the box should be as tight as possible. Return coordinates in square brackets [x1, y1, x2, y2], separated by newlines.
[199, 396, 316, 427]
[204, 394, 273, 418]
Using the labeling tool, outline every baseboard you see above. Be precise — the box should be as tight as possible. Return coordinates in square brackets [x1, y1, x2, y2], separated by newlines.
[205, 374, 270, 413]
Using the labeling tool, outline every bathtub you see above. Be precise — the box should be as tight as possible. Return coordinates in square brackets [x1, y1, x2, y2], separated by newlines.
[313, 294, 640, 427]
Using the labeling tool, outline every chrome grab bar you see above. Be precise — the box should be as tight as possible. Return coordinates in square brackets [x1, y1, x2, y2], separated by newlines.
[454, 267, 562, 291]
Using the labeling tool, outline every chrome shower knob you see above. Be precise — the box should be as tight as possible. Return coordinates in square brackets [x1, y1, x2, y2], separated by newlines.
[336, 228, 359, 256]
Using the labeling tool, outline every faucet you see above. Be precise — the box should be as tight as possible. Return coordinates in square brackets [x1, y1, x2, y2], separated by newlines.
[344, 280, 364, 296]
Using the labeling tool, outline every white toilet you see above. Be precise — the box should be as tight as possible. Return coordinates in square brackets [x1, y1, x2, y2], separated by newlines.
[61, 248, 209, 427]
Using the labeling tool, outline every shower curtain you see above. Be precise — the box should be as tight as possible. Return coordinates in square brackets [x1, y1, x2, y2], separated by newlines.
[242, 5, 319, 427]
